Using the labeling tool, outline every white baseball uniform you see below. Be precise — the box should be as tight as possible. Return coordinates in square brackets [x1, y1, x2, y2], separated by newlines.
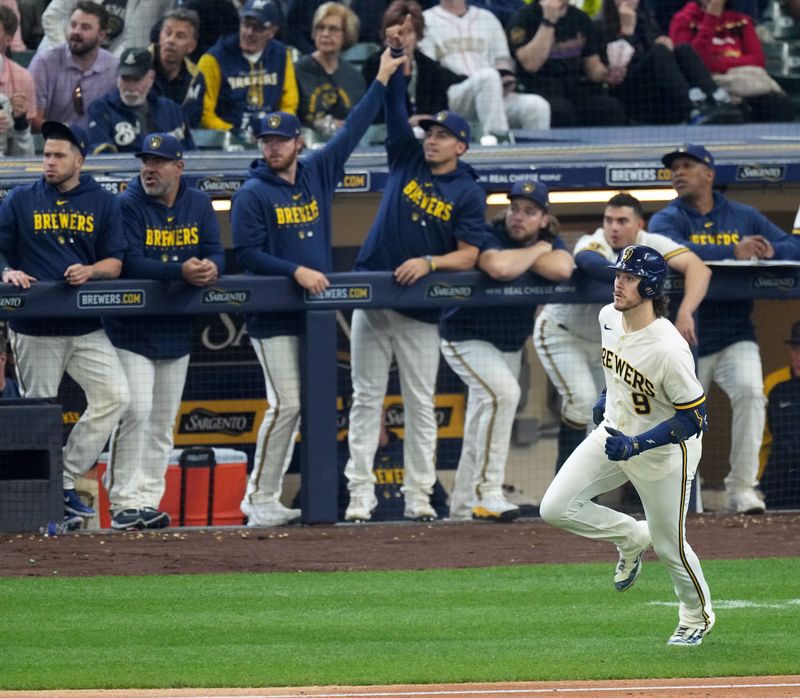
[418, 5, 550, 134]
[540, 303, 714, 632]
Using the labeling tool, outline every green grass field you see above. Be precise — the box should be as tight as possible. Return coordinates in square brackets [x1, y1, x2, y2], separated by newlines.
[3, 557, 799, 690]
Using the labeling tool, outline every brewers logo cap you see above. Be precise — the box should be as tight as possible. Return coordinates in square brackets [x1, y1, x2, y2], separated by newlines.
[41, 120, 88, 157]
[240, 0, 281, 28]
[117, 47, 153, 79]
[418, 111, 471, 144]
[135, 133, 183, 160]
[508, 181, 549, 211]
[662, 143, 715, 170]
[253, 111, 301, 139]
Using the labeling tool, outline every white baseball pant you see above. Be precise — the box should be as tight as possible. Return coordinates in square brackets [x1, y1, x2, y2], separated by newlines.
[10, 329, 130, 488]
[345, 309, 440, 502]
[447, 68, 550, 135]
[244, 335, 301, 507]
[441, 339, 521, 516]
[106, 349, 190, 511]
[697, 340, 765, 494]
[540, 427, 714, 630]
[533, 315, 605, 427]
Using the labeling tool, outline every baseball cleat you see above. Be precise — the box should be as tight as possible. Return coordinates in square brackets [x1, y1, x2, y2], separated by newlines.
[404, 499, 437, 522]
[614, 523, 651, 591]
[667, 618, 714, 646]
[344, 494, 378, 522]
[241, 500, 301, 527]
[727, 488, 765, 514]
[111, 508, 146, 530]
[472, 497, 520, 522]
[140, 507, 171, 529]
[64, 489, 95, 518]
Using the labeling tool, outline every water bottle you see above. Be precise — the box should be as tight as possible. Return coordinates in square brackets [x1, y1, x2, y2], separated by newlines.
[39, 515, 82, 536]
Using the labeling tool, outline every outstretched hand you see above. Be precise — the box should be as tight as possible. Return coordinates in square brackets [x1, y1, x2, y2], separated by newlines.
[604, 426, 639, 461]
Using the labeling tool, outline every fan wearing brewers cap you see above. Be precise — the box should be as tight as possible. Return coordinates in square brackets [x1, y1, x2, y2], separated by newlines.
[102, 133, 224, 530]
[650, 143, 800, 514]
[230, 37, 406, 528]
[87, 46, 195, 154]
[0, 120, 130, 526]
[440, 181, 573, 521]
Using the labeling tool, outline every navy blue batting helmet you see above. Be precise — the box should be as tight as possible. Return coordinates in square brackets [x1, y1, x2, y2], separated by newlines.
[609, 245, 667, 298]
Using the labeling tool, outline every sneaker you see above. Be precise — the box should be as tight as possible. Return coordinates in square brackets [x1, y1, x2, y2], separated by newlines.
[614, 522, 651, 591]
[472, 497, 520, 522]
[111, 508, 145, 530]
[667, 618, 715, 646]
[404, 498, 437, 522]
[727, 488, 766, 514]
[63, 514, 84, 531]
[140, 507, 171, 529]
[241, 499, 301, 527]
[64, 489, 95, 518]
[344, 493, 378, 522]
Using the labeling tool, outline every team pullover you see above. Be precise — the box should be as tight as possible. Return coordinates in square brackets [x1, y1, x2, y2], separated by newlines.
[103, 175, 224, 359]
[0, 174, 126, 336]
[232, 77, 387, 339]
[649, 192, 800, 356]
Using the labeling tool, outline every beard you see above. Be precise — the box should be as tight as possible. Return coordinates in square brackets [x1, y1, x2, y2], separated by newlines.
[68, 35, 99, 56]
[120, 90, 147, 107]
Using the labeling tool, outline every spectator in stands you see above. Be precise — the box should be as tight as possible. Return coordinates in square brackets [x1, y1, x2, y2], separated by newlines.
[595, 0, 742, 125]
[0, 6, 34, 154]
[0, 120, 130, 523]
[419, 0, 550, 141]
[0, 340, 20, 399]
[88, 46, 194, 154]
[28, 1, 117, 131]
[295, 2, 365, 142]
[197, 0, 297, 138]
[173, 0, 239, 59]
[362, 0, 453, 127]
[669, 0, 795, 122]
[284, 0, 389, 54]
[103, 133, 224, 531]
[152, 7, 205, 128]
[649, 144, 800, 513]
[508, 0, 627, 127]
[17, 0, 46, 50]
[230, 46, 405, 527]
[534, 192, 710, 471]
[38, 0, 174, 57]
[758, 321, 800, 509]
[344, 26, 484, 524]
[441, 182, 573, 522]
[0, 0, 25, 51]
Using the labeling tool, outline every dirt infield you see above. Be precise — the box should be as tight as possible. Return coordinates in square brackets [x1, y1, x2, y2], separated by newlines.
[2, 512, 799, 577]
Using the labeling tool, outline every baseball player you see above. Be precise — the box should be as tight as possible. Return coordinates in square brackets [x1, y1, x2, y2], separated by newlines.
[103, 133, 224, 530]
[440, 181, 572, 521]
[0, 121, 130, 522]
[231, 44, 406, 527]
[650, 144, 800, 514]
[540, 245, 714, 647]
[344, 31, 486, 523]
[534, 192, 711, 471]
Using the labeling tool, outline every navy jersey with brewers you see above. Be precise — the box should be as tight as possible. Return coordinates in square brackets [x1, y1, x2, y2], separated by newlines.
[231, 78, 389, 339]
[103, 175, 225, 359]
[0, 174, 126, 336]
[440, 221, 568, 352]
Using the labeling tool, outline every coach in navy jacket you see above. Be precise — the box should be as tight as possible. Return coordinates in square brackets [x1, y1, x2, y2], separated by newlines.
[650, 143, 800, 515]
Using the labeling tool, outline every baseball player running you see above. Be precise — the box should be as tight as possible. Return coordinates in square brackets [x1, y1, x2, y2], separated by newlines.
[344, 23, 486, 523]
[440, 181, 572, 521]
[650, 143, 800, 514]
[231, 44, 406, 527]
[540, 245, 714, 646]
[0, 121, 130, 522]
[534, 193, 711, 471]
[103, 133, 224, 530]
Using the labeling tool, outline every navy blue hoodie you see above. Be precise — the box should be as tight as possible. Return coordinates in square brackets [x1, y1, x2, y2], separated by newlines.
[231, 78, 387, 339]
[650, 192, 800, 356]
[103, 175, 225, 359]
[0, 174, 126, 336]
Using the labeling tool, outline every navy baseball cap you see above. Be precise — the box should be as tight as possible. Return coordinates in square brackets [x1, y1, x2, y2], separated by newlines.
[135, 133, 183, 160]
[662, 144, 715, 169]
[509, 181, 549, 210]
[418, 110, 471, 144]
[786, 321, 800, 345]
[240, 0, 280, 28]
[41, 120, 88, 157]
[253, 111, 301, 139]
[118, 47, 153, 79]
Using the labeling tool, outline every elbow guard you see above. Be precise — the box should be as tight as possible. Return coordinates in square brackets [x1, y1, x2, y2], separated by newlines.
[667, 401, 708, 443]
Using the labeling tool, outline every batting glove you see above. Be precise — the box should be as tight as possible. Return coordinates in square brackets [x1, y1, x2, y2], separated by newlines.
[604, 427, 641, 461]
[592, 392, 606, 426]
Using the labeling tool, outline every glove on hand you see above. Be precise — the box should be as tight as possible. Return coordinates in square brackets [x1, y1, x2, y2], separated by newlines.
[592, 392, 606, 426]
[604, 426, 640, 461]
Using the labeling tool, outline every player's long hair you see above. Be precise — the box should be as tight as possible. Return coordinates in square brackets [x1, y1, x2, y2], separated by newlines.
[653, 293, 670, 319]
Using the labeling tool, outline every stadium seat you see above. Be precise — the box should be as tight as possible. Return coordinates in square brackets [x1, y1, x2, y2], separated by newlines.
[342, 42, 380, 70]
[770, 0, 800, 39]
[10, 49, 35, 67]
